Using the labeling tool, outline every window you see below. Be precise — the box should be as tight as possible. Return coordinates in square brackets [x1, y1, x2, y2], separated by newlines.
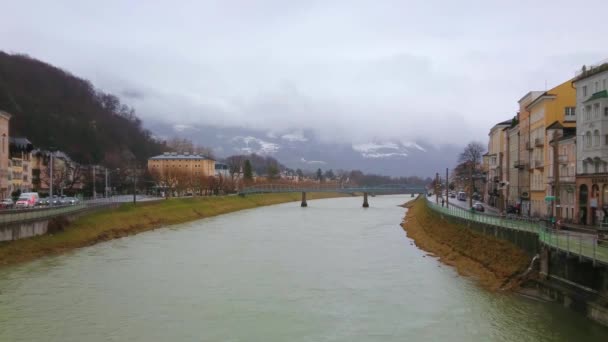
[594, 130, 600, 146]
[596, 161, 600, 173]
[586, 106, 592, 120]
[586, 131, 592, 148]
[595, 81, 599, 92]
[605, 107, 608, 117]
[583, 85, 588, 97]
[595, 104, 600, 118]
[583, 161, 588, 173]
[605, 134, 608, 145]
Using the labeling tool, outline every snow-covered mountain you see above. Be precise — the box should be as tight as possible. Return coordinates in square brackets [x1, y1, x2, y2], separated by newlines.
[147, 121, 460, 177]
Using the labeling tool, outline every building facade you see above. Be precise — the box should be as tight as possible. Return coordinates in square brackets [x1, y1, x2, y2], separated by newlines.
[484, 120, 511, 210]
[0, 111, 11, 199]
[8, 138, 34, 194]
[517, 91, 544, 216]
[574, 62, 608, 225]
[506, 124, 520, 206]
[546, 126, 576, 222]
[525, 80, 576, 217]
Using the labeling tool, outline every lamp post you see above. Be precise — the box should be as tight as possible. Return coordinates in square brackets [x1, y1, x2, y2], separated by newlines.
[105, 168, 120, 198]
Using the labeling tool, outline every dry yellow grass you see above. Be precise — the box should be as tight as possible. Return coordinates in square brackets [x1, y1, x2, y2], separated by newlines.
[401, 198, 530, 290]
[0, 192, 346, 267]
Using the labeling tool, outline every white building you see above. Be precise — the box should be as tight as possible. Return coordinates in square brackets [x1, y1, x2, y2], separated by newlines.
[574, 60, 608, 225]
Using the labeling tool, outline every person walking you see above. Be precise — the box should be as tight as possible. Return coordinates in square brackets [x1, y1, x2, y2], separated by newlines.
[441, 197, 445, 207]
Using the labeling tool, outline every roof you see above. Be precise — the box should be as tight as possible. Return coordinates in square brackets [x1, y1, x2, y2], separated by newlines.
[545, 121, 563, 130]
[526, 92, 556, 110]
[584, 90, 608, 103]
[574, 62, 608, 83]
[9, 137, 33, 150]
[518, 91, 544, 105]
[0, 110, 11, 120]
[149, 152, 215, 161]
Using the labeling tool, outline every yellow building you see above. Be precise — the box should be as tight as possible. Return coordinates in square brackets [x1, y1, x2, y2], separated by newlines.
[148, 152, 215, 195]
[525, 79, 576, 217]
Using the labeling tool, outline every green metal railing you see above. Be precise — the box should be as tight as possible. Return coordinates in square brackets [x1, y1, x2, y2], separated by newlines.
[425, 199, 608, 265]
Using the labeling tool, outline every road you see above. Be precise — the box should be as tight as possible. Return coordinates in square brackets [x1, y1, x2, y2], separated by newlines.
[428, 194, 500, 214]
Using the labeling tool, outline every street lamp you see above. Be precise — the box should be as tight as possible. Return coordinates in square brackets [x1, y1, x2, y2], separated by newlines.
[104, 168, 121, 198]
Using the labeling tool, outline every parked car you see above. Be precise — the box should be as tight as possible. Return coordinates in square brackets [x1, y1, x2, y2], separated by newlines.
[472, 193, 481, 201]
[37, 198, 50, 206]
[50, 196, 63, 206]
[472, 202, 485, 212]
[449, 192, 456, 198]
[63, 197, 79, 205]
[15, 192, 40, 208]
[0, 198, 14, 209]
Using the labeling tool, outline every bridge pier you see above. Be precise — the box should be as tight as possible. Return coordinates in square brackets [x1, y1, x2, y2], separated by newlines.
[363, 192, 369, 208]
[301, 192, 307, 207]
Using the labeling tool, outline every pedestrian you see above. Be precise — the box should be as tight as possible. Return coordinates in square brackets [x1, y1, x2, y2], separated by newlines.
[441, 198, 445, 207]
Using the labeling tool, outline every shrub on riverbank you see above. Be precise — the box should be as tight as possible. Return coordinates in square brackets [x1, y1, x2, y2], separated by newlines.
[0, 193, 345, 267]
[401, 198, 529, 290]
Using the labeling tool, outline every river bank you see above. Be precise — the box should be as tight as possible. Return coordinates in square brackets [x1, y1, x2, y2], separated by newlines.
[401, 198, 530, 290]
[0, 192, 346, 267]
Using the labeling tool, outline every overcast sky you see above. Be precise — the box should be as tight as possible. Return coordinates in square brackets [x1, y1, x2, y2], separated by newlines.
[2, 0, 607, 147]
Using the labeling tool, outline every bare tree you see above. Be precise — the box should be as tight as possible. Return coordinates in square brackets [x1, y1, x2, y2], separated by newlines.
[458, 141, 486, 207]
[166, 137, 215, 159]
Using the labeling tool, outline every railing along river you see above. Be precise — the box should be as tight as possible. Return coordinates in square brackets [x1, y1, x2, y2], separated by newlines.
[425, 199, 608, 266]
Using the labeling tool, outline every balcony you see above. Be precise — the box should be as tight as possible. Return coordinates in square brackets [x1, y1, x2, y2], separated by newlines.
[558, 155, 568, 164]
[534, 138, 544, 147]
[534, 160, 543, 169]
[513, 160, 527, 169]
[564, 113, 576, 122]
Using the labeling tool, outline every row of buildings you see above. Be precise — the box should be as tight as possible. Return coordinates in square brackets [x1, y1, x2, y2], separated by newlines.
[482, 60, 608, 225]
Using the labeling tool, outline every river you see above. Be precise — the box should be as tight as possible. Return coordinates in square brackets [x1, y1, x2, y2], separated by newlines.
[1, 195, 607, 341]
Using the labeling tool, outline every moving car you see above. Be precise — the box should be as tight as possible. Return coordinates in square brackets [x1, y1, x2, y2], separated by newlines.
[472, 202, 485, 212]
[0, 198, 14, 209]
[15, 192, 40, 208]
[457, 192, 466, 201]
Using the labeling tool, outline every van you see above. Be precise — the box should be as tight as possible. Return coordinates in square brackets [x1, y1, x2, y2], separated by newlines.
[15, 192, 40, 208]
[457, 192, 466, 201]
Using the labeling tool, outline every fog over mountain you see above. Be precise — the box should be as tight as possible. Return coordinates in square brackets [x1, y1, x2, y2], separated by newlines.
[3, 1, 607, 177]
[148, 121, 460, 176]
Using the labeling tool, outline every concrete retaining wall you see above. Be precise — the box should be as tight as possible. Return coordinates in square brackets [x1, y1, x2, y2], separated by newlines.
[0, 203, 120, 242]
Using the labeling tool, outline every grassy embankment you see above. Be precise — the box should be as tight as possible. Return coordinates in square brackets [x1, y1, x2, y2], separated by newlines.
[401, 198, 530, 290]
[0, 192, 346, 267]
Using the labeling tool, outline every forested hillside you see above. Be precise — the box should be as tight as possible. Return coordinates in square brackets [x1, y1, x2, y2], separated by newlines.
[0, 52, 165, 166]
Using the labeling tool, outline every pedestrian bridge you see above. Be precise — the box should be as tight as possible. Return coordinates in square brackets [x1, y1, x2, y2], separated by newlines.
[238, 183, 426, 207]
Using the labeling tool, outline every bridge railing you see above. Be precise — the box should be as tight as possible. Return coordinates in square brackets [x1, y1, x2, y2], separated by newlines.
[425, 198, 608, 265]
[239, 183, 426, 195]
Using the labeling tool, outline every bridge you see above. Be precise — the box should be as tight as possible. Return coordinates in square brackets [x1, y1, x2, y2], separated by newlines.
[238, 183, 426, 207]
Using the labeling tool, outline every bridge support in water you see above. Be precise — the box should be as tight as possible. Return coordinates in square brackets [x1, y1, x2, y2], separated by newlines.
[301, 192, 307, 207]
[363, 192, 369, 208]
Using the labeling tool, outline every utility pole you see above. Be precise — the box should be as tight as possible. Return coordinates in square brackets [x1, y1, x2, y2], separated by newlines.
[469, 163, 474, 208]
[92, 165, 96, 199]
[435, 172, 439, 204]
[49, 152, 53, 201]
[105, 168, 109, 198]
[446, 167, 449, 208]
[132, 164, 137, 205]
